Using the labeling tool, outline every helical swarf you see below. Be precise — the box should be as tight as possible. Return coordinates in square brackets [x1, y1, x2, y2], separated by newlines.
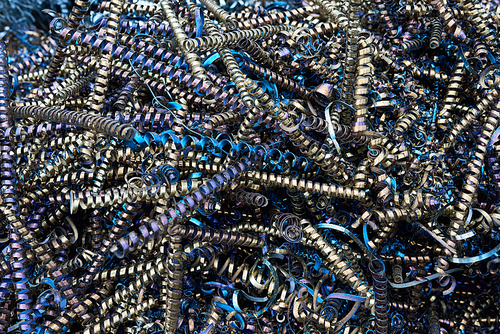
[435, 59, 467, 130]
[43, 0, 91, 87]
[370, 259, 388, 334]
[199, 0, 238, 30]
[82, 297, 158, 334]
[301, 219, 368, 295]
[11, 106, 138, 140]
[431, 0, 467, 41]
[163, 234, 184, 333]
[161, 0, 210, 82]
[113, 73, 142, 111]
[449, 95, 500, 237]
[352, 34, 373, 135]
[391, 264, 403, 283]
[181, 25, 296, 53]
[168, 224, 265, 248]
[238, 38, 274, 69]
[200, 299, 223, 334]
[86, 0, 124, 115]
[244, 171, 369, 202]
[393, 107, 422, 140]
[196, 15, 260, 146]
[398, 39, 424, 53]
[462, 1, 497, 46]
[235, 6, 312, 29]
[312, 0, 348, 29]
[429, 19, 443, 49]
[6, 0, 500, 333]
[239, 60, 310, 99]
[230, 188, 268, 207]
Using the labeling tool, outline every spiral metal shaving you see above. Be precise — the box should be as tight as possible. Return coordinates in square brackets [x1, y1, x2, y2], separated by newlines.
[1, 0, 500, 333]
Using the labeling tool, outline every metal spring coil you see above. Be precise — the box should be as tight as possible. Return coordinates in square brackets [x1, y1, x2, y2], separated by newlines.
[118, 20, 184, 40]
[113, 71, 217, 114]
[306, 59, 339, 82]
[108, 203, 141, 250]
[351, 160, 374, 190]
[369, 259, 388, 334]
[429, 19, 443, 49]
[185, 244, 235, 271]
[86, 0, 124, 115]
[368, 213, 426, 250]
[92, 261, 168, 317]
[201, 11, 259, 144]
[18, 69, 49, 83]
[61, 179, 203, 210]
[108, 60, 246, 115]
[31, 248, 88, 284]
[288, 189, 306, 216]
[9, 48, 49, 76]
[206, 22, 259, 143]
[406, 284, 423, 324]
[274, 110, 352, 181]
[42, 67, 88, 103]
[200, 300, 222, 334]
[89, 210, 104, 251]
[371, 207, 427, 224]
[341, 0, 360, 104]
[54, 73, 93, 104]
[302, 22, 338, 41]
[406, 18, 425, 34]
[68, 29, 190, 73]
[205, 110, 240, 131]
[342, 244, 364, 280]
[389, 301, 417, 314]
[228, 221, 281, 240]
[302, 115, 367, 144]
[441, 105, 480, 151]
[92, 252, 163, 283]
[182, 25, 296, 53]
[305, 196, 322, 221]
